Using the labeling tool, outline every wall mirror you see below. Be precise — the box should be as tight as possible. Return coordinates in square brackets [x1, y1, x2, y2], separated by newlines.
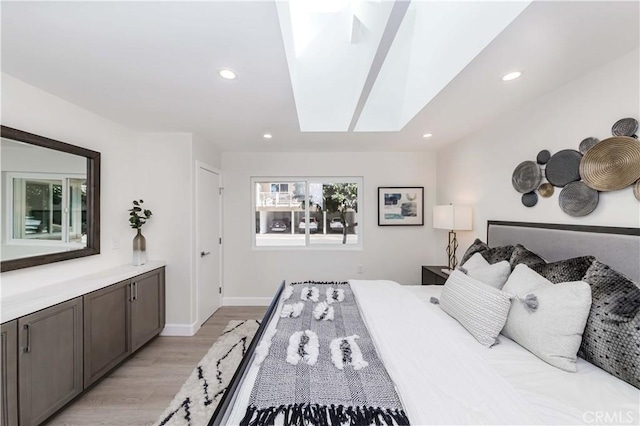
[1, 126, 100, 272]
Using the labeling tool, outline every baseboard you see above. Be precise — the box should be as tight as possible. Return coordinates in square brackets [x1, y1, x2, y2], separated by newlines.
[222, 297, 272, 306]
[160, 320, 199, 336]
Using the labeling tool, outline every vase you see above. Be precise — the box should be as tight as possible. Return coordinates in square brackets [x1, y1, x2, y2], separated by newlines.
[132, 228, 147, 266]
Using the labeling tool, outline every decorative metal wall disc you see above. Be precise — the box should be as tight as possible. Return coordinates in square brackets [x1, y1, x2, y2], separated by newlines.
[522, 192, 538, 207]
[634, 180, 640, 202]
[512, 161, 542, 193]
[579, 137, 600, 154]
[559, 182, 599, 217]
[536, 150, 551, 164]
[538, 183, 554, 198]
[580, 136, 640, 191]
[545, 149, 583, 187]
[612, 118, 639, 137]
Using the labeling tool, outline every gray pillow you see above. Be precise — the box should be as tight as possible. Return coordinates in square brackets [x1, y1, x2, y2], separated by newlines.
[440, 270, 512, 347]
[502, 264, 592, 372]
[460, 239, 489, 266]
[509, 244, 546, 270]
[460, 239, 514, 266]
[480, 245, 515, 265]
[580, 261, 640, 389]
[531, 256, 595, 284]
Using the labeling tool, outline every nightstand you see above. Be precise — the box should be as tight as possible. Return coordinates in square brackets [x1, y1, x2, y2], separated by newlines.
[421, 265, 450, 285]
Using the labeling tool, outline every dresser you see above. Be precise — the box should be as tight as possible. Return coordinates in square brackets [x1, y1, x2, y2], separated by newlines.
[0, 263, 165, 426]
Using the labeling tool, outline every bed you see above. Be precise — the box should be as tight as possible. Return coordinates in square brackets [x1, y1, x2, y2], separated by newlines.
[209, 221, 640, 425]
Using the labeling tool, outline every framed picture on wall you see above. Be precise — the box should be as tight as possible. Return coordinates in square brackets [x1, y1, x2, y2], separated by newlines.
[378, 187, 424, 226]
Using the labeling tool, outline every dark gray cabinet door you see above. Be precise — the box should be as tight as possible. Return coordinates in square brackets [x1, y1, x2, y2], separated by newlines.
[131, 268, 165, 352]
[1, 320, 18, 426]
[18, 297, 83, 426]
[83, 279, 131, 387]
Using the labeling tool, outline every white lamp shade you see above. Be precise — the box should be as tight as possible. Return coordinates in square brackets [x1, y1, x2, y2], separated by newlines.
[433, 205, 454, 229]
[433, 205, 473, 230]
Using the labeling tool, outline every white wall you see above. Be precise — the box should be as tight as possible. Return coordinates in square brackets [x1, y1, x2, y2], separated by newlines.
[192, 133, 221, 170]
[222, 151, 437, 300]
[1, 73, 137, 296]
[135, 131, 221, 329]
[136, 132, 193, 327]
[435, 49, 640, 262]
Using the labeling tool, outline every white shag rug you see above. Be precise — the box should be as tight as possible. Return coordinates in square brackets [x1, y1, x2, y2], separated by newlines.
[156, 320, 260, 426]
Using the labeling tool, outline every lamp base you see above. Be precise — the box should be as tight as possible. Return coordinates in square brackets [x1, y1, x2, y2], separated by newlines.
[446, 231, 458, 270]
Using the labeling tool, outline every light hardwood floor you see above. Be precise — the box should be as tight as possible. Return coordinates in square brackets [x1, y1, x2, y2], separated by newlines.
[47, 306, 267, 426]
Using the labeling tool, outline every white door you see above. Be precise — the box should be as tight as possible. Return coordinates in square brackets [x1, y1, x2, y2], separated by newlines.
[197, 163, 221, 327]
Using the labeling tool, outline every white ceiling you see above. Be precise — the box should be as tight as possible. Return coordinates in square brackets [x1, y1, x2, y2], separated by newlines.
[2, 1, 638, 152]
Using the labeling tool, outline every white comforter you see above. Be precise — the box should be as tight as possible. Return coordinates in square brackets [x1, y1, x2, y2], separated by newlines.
[350, 281, 640, 425]
[350, 280, 546, 425]
[403, 284, 640, 425]
[227, 281, 640, 425]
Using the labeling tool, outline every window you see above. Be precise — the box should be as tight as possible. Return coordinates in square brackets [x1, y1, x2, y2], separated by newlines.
[253, 177, 362, 249]
[7, 173, 87, 245]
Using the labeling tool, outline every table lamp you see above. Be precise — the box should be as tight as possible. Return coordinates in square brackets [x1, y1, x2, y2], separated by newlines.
[433, 205, 473, 272]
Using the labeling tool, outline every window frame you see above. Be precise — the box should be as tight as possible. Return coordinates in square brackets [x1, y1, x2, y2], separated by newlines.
[5, 171, 87, 247]
[251, 176, 363, 251]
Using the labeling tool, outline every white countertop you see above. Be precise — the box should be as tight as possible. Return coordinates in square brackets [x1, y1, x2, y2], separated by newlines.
[1, 261, 166, 323]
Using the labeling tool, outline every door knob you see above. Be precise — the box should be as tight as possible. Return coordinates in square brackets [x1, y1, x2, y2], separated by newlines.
[201, 251, 211, 257]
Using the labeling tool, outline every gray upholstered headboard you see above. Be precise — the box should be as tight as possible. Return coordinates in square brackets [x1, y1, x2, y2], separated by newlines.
[487, 221, 640, 283]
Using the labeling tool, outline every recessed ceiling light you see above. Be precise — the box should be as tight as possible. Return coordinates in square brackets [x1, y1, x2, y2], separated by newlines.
[502, 71, 522, 81]
[422, 133, 433, 138]
[263, 133, 273, 139]
[219, 69, 236, 80]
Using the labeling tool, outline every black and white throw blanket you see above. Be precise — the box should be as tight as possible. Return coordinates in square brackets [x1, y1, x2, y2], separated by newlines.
[241, 281, 409, 426]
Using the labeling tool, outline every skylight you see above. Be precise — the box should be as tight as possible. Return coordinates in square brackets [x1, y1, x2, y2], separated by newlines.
[276, 0, 395, 131]
[277, 0, 532, 133]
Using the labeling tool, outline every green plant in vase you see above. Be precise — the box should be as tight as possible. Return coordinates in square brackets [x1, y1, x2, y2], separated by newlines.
[129, 199, 152, 265]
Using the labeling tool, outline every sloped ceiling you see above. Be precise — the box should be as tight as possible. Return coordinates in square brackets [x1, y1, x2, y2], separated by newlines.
[1, 1, 638, 152]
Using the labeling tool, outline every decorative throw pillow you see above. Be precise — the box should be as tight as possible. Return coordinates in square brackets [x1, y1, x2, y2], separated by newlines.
[460, 239, 514, 266]
[461, 252, 490, 271]
[531, 256, 595, 284]
[580, 261, 640, 388]
[480, 245, 515, 265]
[463, 253, 511, 290]
[460, 239, 489, 266]
[509, 244, 546, 270]
[439, 270, 512, 347]
[502, 264, 592, 372]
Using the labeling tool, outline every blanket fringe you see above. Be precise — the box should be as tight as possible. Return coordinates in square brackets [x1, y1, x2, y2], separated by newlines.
[290, 281, 349, 286]
[240, 404, 410, 426]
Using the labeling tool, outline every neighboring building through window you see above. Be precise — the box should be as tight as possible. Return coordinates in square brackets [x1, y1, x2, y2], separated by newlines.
[253, 177, 362, 248]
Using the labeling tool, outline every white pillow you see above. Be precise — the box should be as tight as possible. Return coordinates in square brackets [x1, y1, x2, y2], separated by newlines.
[462, 253, 511, 290]
[440, 270, 513, 347]
[502, 264, 592, 372]
[462, 252, 490, 270]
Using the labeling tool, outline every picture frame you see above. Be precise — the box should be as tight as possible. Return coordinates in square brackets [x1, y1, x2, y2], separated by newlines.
[378, 187, 424, 226]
